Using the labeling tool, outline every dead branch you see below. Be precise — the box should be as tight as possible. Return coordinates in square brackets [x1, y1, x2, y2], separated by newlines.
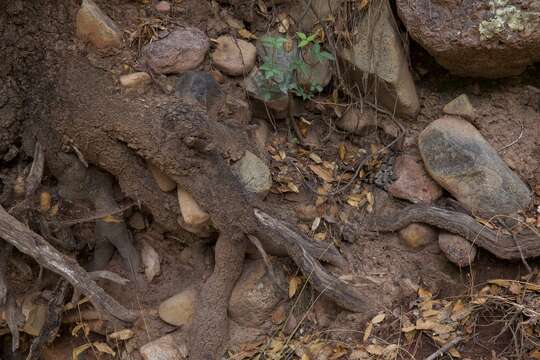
[0, 204, 136, 322]
[371, 204, 540, 260]
[254, 209, 368, 313]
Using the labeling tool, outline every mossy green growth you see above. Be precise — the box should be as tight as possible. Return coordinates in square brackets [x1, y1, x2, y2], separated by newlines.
[479, 0, 531, 40]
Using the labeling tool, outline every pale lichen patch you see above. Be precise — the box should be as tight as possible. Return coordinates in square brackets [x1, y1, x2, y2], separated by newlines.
[479, 0, 530, 40]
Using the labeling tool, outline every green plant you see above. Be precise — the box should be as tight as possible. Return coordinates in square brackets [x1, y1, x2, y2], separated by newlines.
[257, 32, 334, 101]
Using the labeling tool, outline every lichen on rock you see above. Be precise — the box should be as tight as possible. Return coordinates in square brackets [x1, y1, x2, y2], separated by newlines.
[479, 0, 530, 40]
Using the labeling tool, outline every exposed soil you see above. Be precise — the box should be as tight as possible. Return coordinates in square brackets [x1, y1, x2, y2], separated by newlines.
[0, 0, 539, 359]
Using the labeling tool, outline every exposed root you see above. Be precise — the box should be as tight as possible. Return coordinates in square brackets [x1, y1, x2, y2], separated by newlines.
[371, 204, 540, 260]
[254, 209, 370, 313]
[0, 243, 11, 306]
[0, 204, 136, 322]
[188, 231, 247, 360]
[26, 280, 69, 360]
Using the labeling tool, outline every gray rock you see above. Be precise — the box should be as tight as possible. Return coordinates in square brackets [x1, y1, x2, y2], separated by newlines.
[76, 0, 122, 51]
[232, 151, 272, 194]
[419, 116, 532, 218]
[438, 232, 477, 267]
[175, 71, 221, 111]
[443, 94, 475, 120]
[158, 288, 197, 327]
[229, 259, 286, 327]
[141, 28, 209, 74]
[340, 4, 420, 118]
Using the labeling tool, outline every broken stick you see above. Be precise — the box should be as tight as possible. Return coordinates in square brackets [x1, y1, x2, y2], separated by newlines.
[0, 205, 136, 322]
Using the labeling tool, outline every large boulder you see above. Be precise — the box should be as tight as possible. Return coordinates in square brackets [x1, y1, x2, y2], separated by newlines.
[141, 28, 209, 75]
[418, 117, 532, 218]
[340, 3, 420, 119]
[397, 0, 540, 78]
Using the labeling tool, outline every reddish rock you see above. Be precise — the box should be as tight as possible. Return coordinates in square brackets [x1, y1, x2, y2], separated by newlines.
[388, 155, 443, 204]
[155, 1, 171, 13]
[141, 28, 209, 74]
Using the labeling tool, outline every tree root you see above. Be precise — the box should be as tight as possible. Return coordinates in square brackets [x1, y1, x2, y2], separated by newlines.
[370, 204, 540, 260]
[0, 204, 136, 322]
[254, 209, 368, 313]
[188, 231, 247, 360]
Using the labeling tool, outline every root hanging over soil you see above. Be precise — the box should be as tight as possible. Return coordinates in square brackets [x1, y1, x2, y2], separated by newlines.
[371, 204, 540, 260]
[0, 205, 136, 323]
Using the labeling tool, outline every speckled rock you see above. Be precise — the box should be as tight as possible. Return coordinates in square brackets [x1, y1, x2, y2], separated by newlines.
[419, 116, 532, 218]
[141, 28, 209, 74]
[229, 259, 286, 327]
[232, 151, 272, 194]
[140, 334, 188, 360]
[438, 232, 477, 267]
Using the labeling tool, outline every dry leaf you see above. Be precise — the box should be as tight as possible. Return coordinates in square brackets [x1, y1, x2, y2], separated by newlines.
[40, 192, 51, 212]
[71, 323, 90, 337]
[284, 39, 293, 52]
[365, 344, 384, 356]
[530, 349, 540, 359]
[449, 347, 461, 358]
[382, 344, 399, 360]
[309, 153, 323, 164]
[366, 192, 374, 206]
[338, 143, 346, 161]
[363, 322, 373, 342]
[109, 328, 135, 341]
[289, 276, 303, 298]
[358, 0, 369, 9]
[93, 342, 116, 356]
[238, 28, 257, 40]
[72, 344, 92, 360]
[287, 182, 299, 193]
[371, 313, 386, 324]
[314, 232, 326, 241]
[418, 288, 433, 299]
[311, 217, 321, 231]
[309, 164, 333, 183]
